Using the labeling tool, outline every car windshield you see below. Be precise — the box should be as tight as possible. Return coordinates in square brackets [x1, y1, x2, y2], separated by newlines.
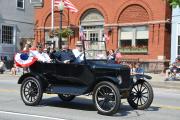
[83, 40, 107, 60]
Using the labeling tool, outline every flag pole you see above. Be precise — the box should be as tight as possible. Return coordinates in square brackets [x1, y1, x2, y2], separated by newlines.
[51, 0, 54, 31]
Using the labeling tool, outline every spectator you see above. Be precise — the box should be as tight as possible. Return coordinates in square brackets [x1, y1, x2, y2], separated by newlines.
[129, 63, 136, 75]
[133, 63, 144, 74]
[23, 43, 31, 51]
[0, 59, 5, 74]
[165, 57, 180, 78]
[11, 64, 17, 75]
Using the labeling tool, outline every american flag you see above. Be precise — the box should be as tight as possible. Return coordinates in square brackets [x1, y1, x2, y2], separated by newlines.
[104, 31, 110, 41]
[79, 26, 86, 40]
[54, 0, 78, 13]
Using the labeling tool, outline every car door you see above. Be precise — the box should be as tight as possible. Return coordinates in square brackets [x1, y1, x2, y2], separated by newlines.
[68, 63, 95, 87]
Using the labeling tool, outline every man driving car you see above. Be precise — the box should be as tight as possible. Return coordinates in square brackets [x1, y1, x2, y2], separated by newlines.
[54, 43, 76, 64]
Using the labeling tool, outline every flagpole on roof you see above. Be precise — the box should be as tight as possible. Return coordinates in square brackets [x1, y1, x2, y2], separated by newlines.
[51, 0, 54, 30]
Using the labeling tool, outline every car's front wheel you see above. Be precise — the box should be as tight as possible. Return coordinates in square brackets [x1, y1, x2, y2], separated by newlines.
[20, 77, 43, 106]
[93, 81, 121, 116]
[58, 94, 75, 101]
[127, 81, 154, 110]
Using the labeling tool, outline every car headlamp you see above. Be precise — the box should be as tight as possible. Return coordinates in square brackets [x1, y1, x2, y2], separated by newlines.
[133, 76, 137, 83]
[117, 75, 122, 85]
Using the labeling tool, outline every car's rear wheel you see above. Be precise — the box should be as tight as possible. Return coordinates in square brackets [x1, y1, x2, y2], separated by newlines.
[58, 94, 75, 101]
[21, 77, 43, 106]
[127, 81, 153, 110]
[93, 81, 121, 116]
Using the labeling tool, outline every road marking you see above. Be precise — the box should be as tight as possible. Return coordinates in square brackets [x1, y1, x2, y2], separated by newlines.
[0, 110, 67, 120]
[0, 89, 18, 93]
[153, 104, 180, 110]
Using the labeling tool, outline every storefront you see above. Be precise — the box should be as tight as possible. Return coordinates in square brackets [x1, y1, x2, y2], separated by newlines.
[34, 0, 171, 72]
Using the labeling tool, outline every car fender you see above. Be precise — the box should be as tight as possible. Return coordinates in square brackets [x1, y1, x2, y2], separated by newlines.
[95, 76, 119, 84]
[17, 72, 47, 85]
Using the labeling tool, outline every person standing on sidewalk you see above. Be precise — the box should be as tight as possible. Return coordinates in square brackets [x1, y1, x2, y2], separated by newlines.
[133, 63, 144, 75]
[0, 59, 5, 74]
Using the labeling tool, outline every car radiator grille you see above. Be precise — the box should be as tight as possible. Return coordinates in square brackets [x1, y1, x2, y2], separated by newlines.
[119, 69, 131, 89]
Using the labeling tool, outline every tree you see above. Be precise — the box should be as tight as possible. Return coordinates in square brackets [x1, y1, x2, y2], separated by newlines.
[168, 0, 180, 7]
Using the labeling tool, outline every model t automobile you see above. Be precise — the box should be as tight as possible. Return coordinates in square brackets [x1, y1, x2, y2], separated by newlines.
[18, 40, 153, 115]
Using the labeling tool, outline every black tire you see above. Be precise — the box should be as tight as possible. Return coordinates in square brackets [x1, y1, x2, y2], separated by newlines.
[127, 81, 154, 110]
[58, 94, 75, 101]
[20, 77, 43, 106]
[93, 81, 121, 116]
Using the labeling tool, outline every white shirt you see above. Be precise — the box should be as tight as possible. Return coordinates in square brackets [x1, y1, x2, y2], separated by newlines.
[72, 49, 84, 62]
[0, 61, 5, 69]
[29, 50, 51, 63]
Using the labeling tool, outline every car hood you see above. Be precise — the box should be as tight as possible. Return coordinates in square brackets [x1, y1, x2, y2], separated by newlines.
[88, 61, 130, 74]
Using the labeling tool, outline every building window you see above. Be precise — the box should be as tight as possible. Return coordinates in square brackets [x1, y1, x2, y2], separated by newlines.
[17, 0, 24, 9]
[119, 26, 149, 54]
[1, 25, 14, 44]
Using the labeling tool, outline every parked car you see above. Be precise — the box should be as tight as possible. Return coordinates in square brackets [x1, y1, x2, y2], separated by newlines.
[18, 40, 153, 115]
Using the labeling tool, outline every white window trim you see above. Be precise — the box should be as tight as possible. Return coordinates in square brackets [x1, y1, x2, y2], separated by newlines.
[119, 26, 149, 47]
[30, 0, 43, 4]
[16, 0, 25, 9]
[1, 24, 16, 45]
[177, 24, 180, 56]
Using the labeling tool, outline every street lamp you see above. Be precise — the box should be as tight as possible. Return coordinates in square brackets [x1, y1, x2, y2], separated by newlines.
[58, 0, 64, 49]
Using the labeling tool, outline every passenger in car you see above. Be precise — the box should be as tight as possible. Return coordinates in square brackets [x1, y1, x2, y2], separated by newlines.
[107, 49, 115, 63]
[115, 52, 122, 64]
[72, 41, 84, 63]
[54, 44, 76, 64]
[30, 43, 51, 63]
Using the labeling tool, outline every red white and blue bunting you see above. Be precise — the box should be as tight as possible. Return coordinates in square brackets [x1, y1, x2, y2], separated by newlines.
[14, 52, 37, 68]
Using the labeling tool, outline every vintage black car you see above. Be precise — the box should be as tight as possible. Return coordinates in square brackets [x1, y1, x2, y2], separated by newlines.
[18, 40, 153, 116]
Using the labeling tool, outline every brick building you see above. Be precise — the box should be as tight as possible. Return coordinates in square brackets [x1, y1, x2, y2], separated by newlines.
[33, 0, 171, 72]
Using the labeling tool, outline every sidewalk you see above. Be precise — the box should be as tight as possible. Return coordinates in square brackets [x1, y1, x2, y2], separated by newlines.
[146, 73, 180, 90]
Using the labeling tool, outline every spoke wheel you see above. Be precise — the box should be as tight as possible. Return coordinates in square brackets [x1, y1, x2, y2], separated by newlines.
[128, 81, 153, 110]
[93, 81, 120, 116]
[58, 94, 75, 101]
[21, 77, 43, 106]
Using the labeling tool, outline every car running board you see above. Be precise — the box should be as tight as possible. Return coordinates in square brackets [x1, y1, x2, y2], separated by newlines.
[46, 85, 88, 95]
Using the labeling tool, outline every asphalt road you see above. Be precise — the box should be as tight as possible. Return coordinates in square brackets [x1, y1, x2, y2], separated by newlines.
[0, 75, 180, 120]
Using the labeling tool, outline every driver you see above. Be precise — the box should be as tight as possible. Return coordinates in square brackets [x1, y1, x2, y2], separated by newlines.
[72, 41, 84, 63]
[54, 43, 76, 64]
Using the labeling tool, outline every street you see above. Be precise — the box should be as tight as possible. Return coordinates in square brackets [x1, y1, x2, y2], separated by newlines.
[0, 75, 180, 120]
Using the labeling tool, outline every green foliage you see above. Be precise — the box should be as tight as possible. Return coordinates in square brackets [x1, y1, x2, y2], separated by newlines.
[49, 28, 74, 38]
[60, 28, 74, 38]
[168, 0, 180, 7]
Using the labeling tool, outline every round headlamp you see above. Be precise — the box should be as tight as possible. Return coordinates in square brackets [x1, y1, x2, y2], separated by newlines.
[133, 76, 137, 83]
[117, 75, 122, 85]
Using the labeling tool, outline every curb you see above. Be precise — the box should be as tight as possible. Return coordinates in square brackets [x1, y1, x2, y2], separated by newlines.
[149, 81, 180, 90]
